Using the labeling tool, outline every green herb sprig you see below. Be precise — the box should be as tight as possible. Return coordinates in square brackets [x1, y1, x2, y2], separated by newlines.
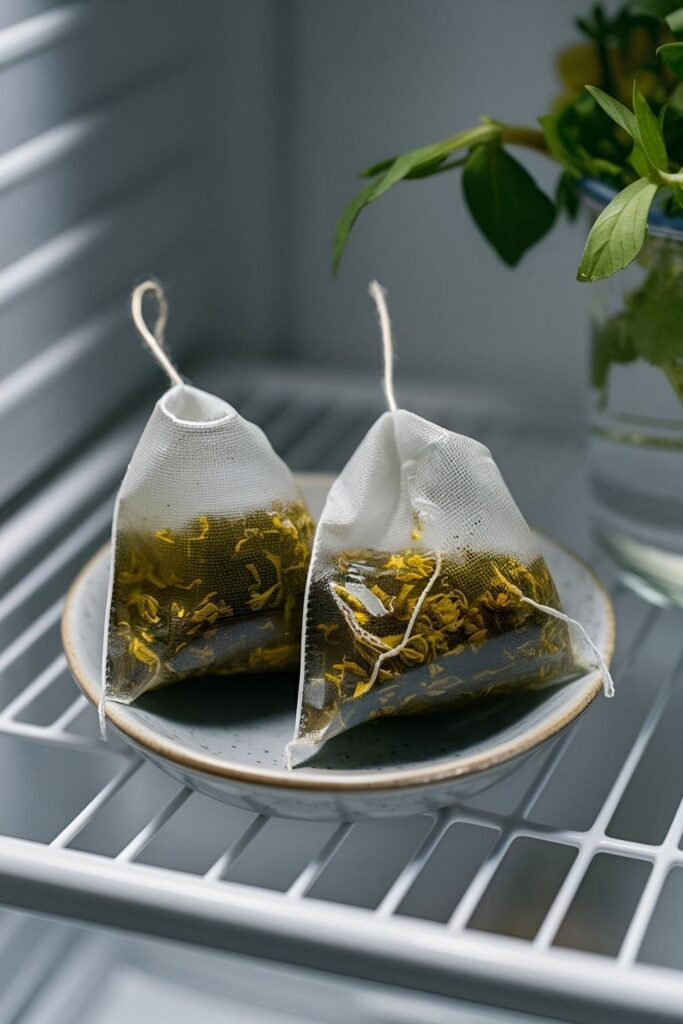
[333, 2, 683, 286]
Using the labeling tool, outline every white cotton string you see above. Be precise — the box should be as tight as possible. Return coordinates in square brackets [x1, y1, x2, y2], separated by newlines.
[517, 593, 615, 698]
[362, 552, 442, 694]
[329, 552, 442, 697]
[369, 280, 398, 413]
[131, 280, 183, 388]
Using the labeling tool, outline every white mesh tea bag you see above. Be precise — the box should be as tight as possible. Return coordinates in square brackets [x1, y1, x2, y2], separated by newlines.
[287, 282, 613, 766]
[102, 281, 314, 727]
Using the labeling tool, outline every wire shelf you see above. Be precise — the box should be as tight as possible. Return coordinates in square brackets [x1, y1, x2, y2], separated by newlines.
[1, 364, 682, 1023]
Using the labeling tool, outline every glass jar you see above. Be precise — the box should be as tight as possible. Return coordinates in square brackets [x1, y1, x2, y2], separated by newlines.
[583, 180, 683, 607]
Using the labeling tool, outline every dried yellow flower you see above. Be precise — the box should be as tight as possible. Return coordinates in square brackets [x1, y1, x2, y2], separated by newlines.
[299, 546, 578, 741]
[107, 501, 314, 703]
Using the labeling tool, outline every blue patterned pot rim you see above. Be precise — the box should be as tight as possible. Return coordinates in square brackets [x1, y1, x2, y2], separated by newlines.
[579, 176, 683, 241]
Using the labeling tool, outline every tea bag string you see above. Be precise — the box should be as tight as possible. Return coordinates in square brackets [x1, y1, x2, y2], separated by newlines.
[369, 280, 398, 413]
[131, 280, 183, 388]
[513, 588, 615, 698]
[329, 552, 442, 697]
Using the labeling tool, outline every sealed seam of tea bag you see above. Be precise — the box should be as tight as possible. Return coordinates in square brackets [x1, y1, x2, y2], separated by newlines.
[286, 281, 613, 768]
[101, 281, 313, 737]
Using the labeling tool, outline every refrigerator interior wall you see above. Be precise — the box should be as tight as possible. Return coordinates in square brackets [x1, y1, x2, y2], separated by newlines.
[2, 4, 683, 1023]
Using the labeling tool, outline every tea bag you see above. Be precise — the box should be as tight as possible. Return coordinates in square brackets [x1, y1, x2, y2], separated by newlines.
[101, 281, 314, 729]
[286, 282, 613, 766]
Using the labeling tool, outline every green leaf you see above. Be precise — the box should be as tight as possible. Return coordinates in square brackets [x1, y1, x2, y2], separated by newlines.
[658, 41, 683, 77]
[631, 0, 681, 17]
[555, 90, 631, 182]
[627, 273, 683, 365]
[360, 156, 398, 178]
[369, 145, 449, 200]
[592, 233, 683, 398]
[362, 153, 465, 181]
[629, 141, 653, 176]
[462, 144, 556, 266]
[585, 85, 636, 138]
[633, 83, 669, 169]
[673, 184, 683, 208]
[370, 124, 502, 205]
[332, 122, 503, 274]
[577, 177, 660, 282]
[660, 98, 683, 163]
[666, 5, 683, 34]
[587, 154, 627, 176]
[405, 155, 468, 179]
[539, 115, 581, 175]
[591, 316, 638, 391]
[556, 171, 580, 220]
[332, 179, 380, 276]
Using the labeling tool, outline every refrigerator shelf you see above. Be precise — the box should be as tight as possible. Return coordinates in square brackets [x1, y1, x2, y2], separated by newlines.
[1, 365, 682, 1024]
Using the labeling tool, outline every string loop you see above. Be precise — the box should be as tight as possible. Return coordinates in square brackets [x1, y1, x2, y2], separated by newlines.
[368, 280, 398, 412]
[131, 280, 183, 388]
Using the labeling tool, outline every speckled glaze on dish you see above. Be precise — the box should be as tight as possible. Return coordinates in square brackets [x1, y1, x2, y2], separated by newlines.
[62, 474, 615, 820]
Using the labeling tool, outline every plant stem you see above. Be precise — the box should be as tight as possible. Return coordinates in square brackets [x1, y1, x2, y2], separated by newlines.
[658, 169, 683, 187]
[501, 125, 550, 156]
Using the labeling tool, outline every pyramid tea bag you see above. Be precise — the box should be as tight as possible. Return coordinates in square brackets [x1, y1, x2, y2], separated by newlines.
[101, 281, 314, 727]
[286, 283, 613, 766]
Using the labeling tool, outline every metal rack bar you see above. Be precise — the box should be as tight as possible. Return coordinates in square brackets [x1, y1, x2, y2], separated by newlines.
[51, 758, 142, 849]
[534, 645, 683, 949]
[0, 653, 66, 720]
[115, 789, 192, 863]
[204, 816, 269, 882]
[0, 370, 681, 1022]
[619, 792, 683, 964]
[286, 823, 353, 900]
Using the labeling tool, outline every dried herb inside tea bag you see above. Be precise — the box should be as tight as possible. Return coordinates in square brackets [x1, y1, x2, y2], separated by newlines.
[102, 281, 314, 725]
[286, 282, 613, 766]
[109, 502, 314, 702]
[299, 547, 573, 744]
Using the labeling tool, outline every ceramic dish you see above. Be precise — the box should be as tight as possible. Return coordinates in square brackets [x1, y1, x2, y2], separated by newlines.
[62, 474, 615, 820]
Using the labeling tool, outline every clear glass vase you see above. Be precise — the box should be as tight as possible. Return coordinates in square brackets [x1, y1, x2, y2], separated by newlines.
[585, 182, 683, 607]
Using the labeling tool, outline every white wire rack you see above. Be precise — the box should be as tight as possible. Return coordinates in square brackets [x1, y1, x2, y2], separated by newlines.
[1, 363, 682, 1024]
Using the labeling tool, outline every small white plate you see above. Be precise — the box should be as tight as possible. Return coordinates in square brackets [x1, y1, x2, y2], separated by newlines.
[62, 474, 615, 820]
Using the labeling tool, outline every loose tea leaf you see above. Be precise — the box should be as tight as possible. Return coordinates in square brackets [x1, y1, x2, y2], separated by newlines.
[107, 501, 314, 703]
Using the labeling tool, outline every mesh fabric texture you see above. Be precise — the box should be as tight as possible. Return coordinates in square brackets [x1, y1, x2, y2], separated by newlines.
[287, 409, 578, 766]
[103, 383, 313, 707]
